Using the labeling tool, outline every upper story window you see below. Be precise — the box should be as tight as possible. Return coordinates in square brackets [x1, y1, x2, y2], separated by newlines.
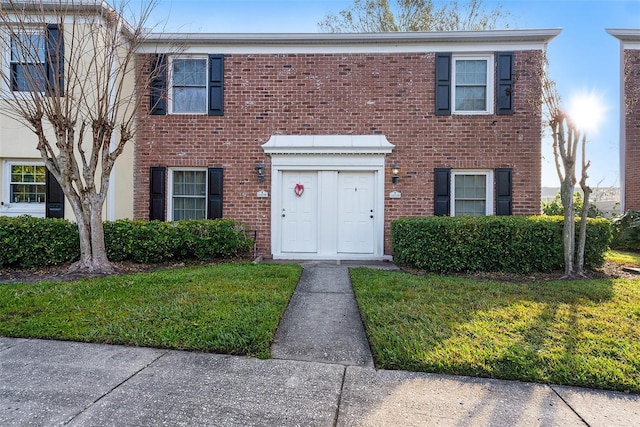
[3, 24, 63, 95]
[435, 52, 512, 116]
[452, 55, 494, 114]
[151, 54, 224, 116]
[10, 30, 47, 92]
[171, 57, 207, 114]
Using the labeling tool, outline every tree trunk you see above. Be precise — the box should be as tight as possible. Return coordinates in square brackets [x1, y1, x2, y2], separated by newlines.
[560, 178, 575, 279]
[68, 194, 115, 274]
[575, 188, 591, 277]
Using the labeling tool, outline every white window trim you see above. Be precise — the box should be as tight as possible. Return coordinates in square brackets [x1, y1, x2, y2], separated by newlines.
[1, 26, 47, 97]
[1, 160, 46, 217]
[451, 53, 494, 115]
[166, 167, 208, 221]
[450, 169, 494, 217]
[167, 55, 208, 115]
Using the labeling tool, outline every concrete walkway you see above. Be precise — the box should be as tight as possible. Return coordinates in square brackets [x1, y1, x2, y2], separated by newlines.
[271, 261, 375, 366]
[1, 262, 640, 426]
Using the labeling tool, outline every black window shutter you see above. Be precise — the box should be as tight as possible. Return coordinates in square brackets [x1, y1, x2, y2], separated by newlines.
[150, 54, 167, 115]
[496, 52, 514, 115]
[434, 168, 451, 216]
[45, 168, 64, 218]
[435, 52, 451, 116]
[208, 54, 224, 116]
[207, 168, 223, 219]
[46, 24, 64, 94]
[149, 167, 166, 220]
[495, 168, 512, 215]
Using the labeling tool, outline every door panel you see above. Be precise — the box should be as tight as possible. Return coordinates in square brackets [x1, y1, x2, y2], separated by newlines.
[337, 172, 375, 254]
[281, 172, 318, 253]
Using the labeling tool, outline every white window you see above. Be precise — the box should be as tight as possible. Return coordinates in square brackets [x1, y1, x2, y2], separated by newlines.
[9, 29, 47, 92]
[169, 56, 207, 114]
[451, 170, 493, 216]
[168, 169, 207, 220]
[1, 161, 47, 217]
[452, 54, 494, 114]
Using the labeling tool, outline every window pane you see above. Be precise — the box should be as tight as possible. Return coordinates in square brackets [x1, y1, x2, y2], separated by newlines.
[455, 59, 487, 112]
[11, 33, 46, 62]
[455, 86, 486, 111]
[456, 60, 486, 85]
[173, 87, 207, 113]
[173, 196, 206, 220]
[455, 200, 486, 216]
[173, 59, 206, 86]
[10, 33, 47, 92]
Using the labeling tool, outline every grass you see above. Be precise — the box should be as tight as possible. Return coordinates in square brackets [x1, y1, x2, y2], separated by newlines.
[0, 263, 301, 358]
[351, 267, 640, 392]
[606, 249, 640, 267]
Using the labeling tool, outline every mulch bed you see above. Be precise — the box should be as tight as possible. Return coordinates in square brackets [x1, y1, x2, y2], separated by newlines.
[1, 258, 638, 285]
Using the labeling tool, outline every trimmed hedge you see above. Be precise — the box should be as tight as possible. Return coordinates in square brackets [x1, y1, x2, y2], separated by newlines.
[0, 217, 253, 268]
[0, 216, 80, 268]
[103, 219, 253, 264]
[392, 216, 612, 274]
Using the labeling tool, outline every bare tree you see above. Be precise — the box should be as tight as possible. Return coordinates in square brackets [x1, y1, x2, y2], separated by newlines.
[319, 0, 512, 33]
[0, 0, 157, 273]
[542, 77, 592, 279]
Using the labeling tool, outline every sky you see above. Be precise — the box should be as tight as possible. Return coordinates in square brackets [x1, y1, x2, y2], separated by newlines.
[145, 0, 640, 188]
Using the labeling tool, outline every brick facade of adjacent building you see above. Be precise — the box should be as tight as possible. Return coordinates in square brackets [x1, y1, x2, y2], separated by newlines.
[624, 48, 640, 211]
[134, 49, 545, 258]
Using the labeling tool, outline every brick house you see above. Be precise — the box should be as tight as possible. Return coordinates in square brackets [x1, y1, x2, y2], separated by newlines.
[608, 28, 640, 212]
[135, 30, 559, 260]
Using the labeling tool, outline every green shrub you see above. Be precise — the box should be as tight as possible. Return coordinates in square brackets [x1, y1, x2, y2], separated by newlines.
[392, 216, 611, 274]
[611, 210, 640, 251]
[0, 217, 253, 268]
[0, 216, 79, 268]
[104, 219, 253, 263]
[542, 191, 603, 217]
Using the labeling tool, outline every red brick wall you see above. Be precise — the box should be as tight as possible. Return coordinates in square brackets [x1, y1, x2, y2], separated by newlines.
[625, 48, 640, 211]
[135, 50, 544, 257]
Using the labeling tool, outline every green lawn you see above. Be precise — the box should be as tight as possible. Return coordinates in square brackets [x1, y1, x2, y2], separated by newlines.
[351, 266, 640, 392]
[0, 263, 301, 358]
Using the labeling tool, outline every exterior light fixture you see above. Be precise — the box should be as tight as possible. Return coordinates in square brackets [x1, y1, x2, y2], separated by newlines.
[391, 163, 400, 184]
[256, 163, 265, 183]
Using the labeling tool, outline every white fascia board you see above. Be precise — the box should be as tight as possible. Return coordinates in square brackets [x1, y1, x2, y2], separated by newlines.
[607, 28, 640, 49]
[137, 28, 561, 55]
[262, 134, 395, 156]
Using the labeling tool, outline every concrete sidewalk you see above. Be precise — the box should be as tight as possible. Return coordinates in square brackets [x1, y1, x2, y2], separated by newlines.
[1, 262, 639, 426]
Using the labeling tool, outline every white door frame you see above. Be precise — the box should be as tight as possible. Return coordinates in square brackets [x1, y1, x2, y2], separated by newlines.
[262, 135, 394, 260]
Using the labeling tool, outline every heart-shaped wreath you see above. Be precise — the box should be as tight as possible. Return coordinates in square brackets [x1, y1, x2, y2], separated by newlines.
[294, 183, 304, 197]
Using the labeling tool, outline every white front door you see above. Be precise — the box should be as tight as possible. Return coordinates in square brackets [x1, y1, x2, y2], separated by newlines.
[281, 171, 318, 253]
[338, 172, 375, 254]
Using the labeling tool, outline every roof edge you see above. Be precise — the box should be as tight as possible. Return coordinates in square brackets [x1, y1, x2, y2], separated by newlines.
[142, 28, 562, 46]
[607, 28, 640, 42]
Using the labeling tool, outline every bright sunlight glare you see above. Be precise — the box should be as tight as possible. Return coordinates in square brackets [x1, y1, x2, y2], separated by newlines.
[567, 91, 607, 135]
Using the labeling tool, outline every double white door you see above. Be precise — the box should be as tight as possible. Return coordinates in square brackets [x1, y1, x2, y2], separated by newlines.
[280, 171, 375, 255]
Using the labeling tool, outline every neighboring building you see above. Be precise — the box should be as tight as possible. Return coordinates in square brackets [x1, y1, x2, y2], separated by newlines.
[135, 29, 559, 260]
[0, 1, 135, 220]
[608, 29, 640, 212]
